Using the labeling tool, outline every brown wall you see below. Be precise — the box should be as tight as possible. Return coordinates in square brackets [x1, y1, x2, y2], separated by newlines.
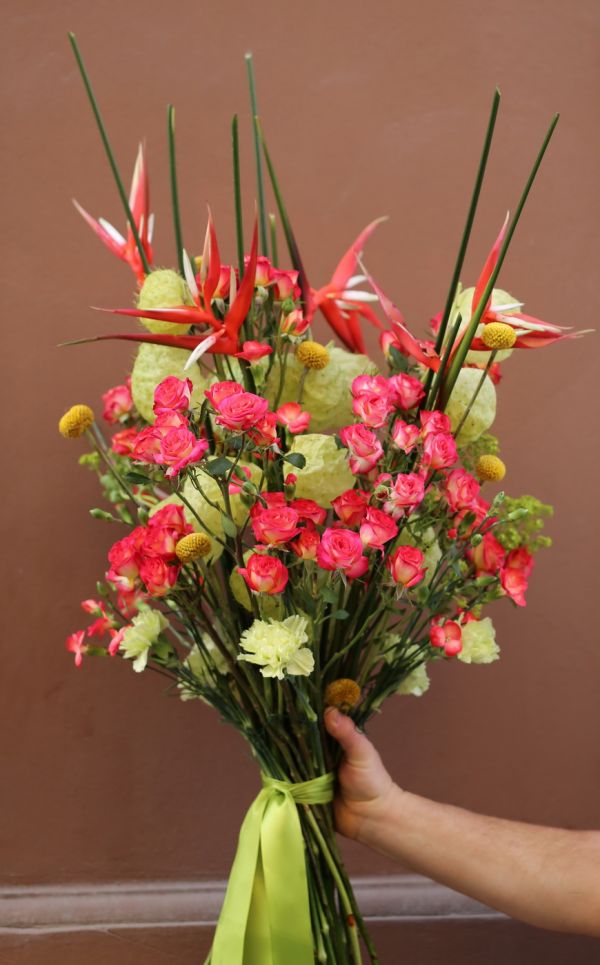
[2, 0, 599, 958]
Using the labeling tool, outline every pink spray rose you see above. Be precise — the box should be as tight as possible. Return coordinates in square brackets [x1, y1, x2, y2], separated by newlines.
[153, 376, 193, 414]
[276, 402, 311, 434]
[388, 373, 425, 409]
[291, 499, 327, 526]
[419, 410, 451, 437]
[205, 380, 244, 408]
[352, 393, 393, 428]
[387, 545, 427, 588]
[339, 424, 384, 474]
[430, 619, 462, 656]
[111, 427, 138, 456]
[248, 412, 278, 447]
[280, 308, 309, 336]
[391, 420, 420, 452]
[159, 426, 209, 477]
[331, 489, 370, 527]
[291, 523, 321, 560]
[469, 532, 506, 575]
[238, 554, 289, 594]
[102, 380, 133, 423]
[351, 375, 391, 399]
[381, 472, 425, 519]
[215, 391, 270, 432]
[360, 507, 398, 550]
[139, 556, 179, 597]
[316, 528, 369, 579]
[251, 506, 301, 545]
[445, 469, 480, 512]
[423, 432, 458, 470]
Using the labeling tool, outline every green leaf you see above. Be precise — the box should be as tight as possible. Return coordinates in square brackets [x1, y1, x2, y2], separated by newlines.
[221, 513, 238, 537]
[90, 508, 121, 523]
[124, 471, 152, 485]
[321, 587, 338, 605]
[205, 457, 234, 477]
[332, 609, 350, 620]
[284, 451, 306, 469]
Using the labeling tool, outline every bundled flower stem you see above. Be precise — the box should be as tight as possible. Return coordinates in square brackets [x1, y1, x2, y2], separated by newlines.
[61, 34, 587, 965]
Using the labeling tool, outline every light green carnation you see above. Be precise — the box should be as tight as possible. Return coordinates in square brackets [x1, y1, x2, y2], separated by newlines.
[450, 286, 518, 365]
[290, 434, 354, 507]
[397, 662, 430, 697]
[179, 635, 229, 700]
[137, 268, 193, 335]
[131, 343, 211, 423]
[265, 344, 378, 432]
[119, 607, 169, 672]
[457, 617, 500, 664]
[445, 367, 496, 444]
[239, 615, 313, 679]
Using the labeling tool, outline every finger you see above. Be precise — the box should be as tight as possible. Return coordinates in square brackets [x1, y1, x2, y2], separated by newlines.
[324, 707, 377, 769]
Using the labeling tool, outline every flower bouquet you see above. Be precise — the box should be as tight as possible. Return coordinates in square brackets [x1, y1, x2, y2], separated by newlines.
[60, 34, 585, 965]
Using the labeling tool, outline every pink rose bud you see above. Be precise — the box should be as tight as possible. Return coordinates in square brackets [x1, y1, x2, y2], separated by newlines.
[387, 545, 426, 587]
[291, 523, 321, 560]
[388, 373, 425, 409]
[423, 432, 458, 470]
[381, 472, 425, 519]
[331, 489, 370, 527]
[153, 376, 193, 414]
[360, 507, 398, 550]
[391, 420, 420, 452]
[279, 308, 310, 336]
[445, 469, 481, 512]
[419, 409, 451, 437]
[238, 554, 289, 595]
[102, 382, 134, 423]
[339, 424, 384, 474]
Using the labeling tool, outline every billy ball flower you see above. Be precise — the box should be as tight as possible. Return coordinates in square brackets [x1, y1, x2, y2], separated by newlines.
[58, 404, 95, 438]
[481, 322, 517, 351]
[296, 340, 330, 369]
[176, 533, 212, 563]
[238, 615, 314, 679]
[325, 678, 361, 712]
[476, 454, 506, 482]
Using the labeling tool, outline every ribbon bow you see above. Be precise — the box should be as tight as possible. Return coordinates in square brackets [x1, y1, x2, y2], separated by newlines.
[207, 772, 335, 965]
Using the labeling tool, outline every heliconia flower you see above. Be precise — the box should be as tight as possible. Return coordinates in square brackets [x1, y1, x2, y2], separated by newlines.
[391, 420, 420, 452]
[339, 424, 384, 474]
[445, 469, 481, 512]
[430, 619, 462, 656]
[381, 472, 425, 519]
[387, 373, 426, 410]
[280, 308, 310, 336]
[290, 522, 321, 560]
[153, 376, 193, 414]
[234, 340, 273, 362]
[66, 630, 88, 668]
[331, 489, 370, 527]
[251, 506, 301, 545]
[351, 375, 390, 399]
[90, 215, 260, 359]
[111, 427, 138, 456]
[306, 220, 386, 353]
[248, 412, 279, 448]
[102, 380, 133, 423]
[316, 528, 369, 579]
[422, 432, 458, 470]
[214, 391, 270, 432]
[352, 393, 393, 428]
[238, 554, 289, 595]
[73, 143, 153, 284]
[420, 410, 451, 437]
[359, 507, 398, 550]
[205, 381, 244, 408]
[276, 402, 311, 434]
[291, 499, 327, 526]
[139, 555, 179, 597]
[469, 532, 506, 574]
[387, 545, 426, 588]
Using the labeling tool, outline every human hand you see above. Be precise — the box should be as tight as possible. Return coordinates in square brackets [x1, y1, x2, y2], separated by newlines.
[324, 707, 399, 842]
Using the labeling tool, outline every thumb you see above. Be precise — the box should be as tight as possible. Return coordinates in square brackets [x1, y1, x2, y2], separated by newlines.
[324, 707, 376, 769]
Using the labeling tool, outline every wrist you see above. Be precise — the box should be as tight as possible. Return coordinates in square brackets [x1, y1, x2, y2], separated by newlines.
[355, 781, 406, 848]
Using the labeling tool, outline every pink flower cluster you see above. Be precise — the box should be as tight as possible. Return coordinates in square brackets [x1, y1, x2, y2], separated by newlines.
[107, 504, 193, 600]
[245, 254, 300, 301]
[112, 377, 208, 477]
[102, 378, 133, 424]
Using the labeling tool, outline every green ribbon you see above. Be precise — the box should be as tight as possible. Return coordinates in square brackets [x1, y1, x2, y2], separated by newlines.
[207, 771, 334, 965]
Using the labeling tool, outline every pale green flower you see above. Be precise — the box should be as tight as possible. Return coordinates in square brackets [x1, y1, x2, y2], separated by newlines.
[458, 617, 500, 664]
[137, 269, 193, 335]
[119, 607, 169, 672]
[397, 662, 430, 697]
[239, 616, 313, 679]
[265, 344, 378, 433]
[289, 434, 354, 507]
[179, 634, 229, 700]
[131, 343, 210, 423]
[450, 286, 518, 365]
[445, 367, 496, 444]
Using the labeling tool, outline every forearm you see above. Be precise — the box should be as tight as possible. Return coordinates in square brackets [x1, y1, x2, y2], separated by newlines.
[359, 785, 600, 937]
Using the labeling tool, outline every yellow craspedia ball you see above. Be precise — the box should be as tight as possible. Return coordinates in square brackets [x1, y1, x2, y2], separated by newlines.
[451, 287, 518, 364]
[481, 322, 517, 351]
[131, 343, 210, 423]
[296, 340, 330, 370]
[325, 678, 361, 712]
[58, 404, 94, 438]
[265, 345, 378, 433]
[290, 434, 355, 507]
[137, 268, 193, 335]
[476, 454, 506, 482]
[445, 367, 497, 444]
[175, 533, 212, 563]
